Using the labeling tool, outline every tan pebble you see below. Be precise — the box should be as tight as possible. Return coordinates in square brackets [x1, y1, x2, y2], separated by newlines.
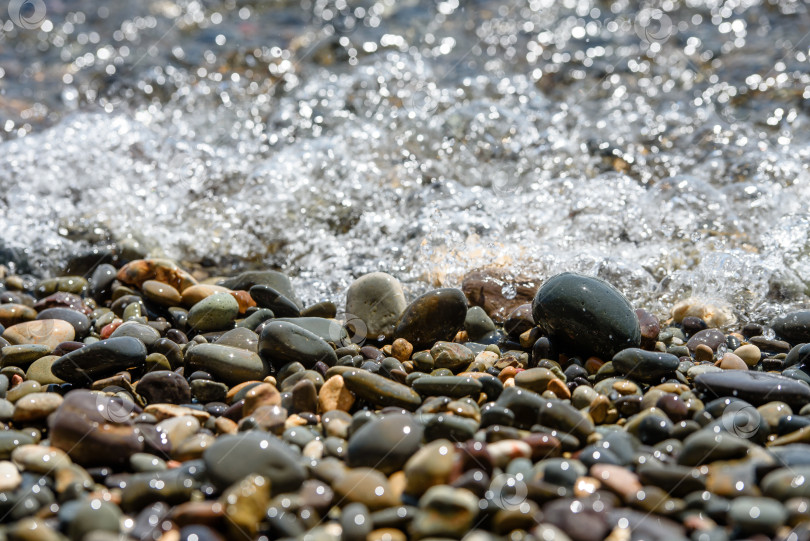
[694, 344, 714, 363]
[262, 376, 277, 386]
[474, 350, 499, 366]
[0, 460, 21, 491]
[142, 280, 182, 307]
[2, 320, 75, 349]
[388, 470, 407, 499]
[381, 344, 393, 356]
[284, 414, 308, 428]
[12, 392, 63, 423]
[547, 378, 571, 400]
[716, 352, 748, 371]
[180, 284, 231, 307]
[214, 417, 238, 435]
[671, 297, 735, 328]
[302, 439, 324, 459]
[226, 381, 263, 404]
[734, 344, 761, 367]
[368, 529, 407, 541]
[574, 476, 601, 497]
[391, 338, 413, 362]
[242, 383, 281, 417]
[453, 330, 468, 342]
[591, 464, 642, 502]
[589, 395, 611, 424]
[144, 404, 210, 422]
[503, 377, 515, 387]
[612, 380, 638, 395]
[318, 375, 355, 413]
[498, 366, 519, 382]
[12, 444, 71, 473]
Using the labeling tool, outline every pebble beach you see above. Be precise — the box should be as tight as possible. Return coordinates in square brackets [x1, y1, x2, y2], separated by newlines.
[2, 263, 810, 540]
[3, 0, 810, 540]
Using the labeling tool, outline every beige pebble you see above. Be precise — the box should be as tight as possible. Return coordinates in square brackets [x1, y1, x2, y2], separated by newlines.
[0, 460, 21, 491]
[671, 297, 735, 328]
[318, 375, 355, 413]
[716, 352, 748, 371]
[2, 319, 75, 349]
[734, 344, 761, 367]
[12, 392, 63, 423]
[694, 344, 714, 363]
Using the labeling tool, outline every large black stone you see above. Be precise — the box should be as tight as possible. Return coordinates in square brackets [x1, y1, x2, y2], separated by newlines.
[532, 272, 640, 359]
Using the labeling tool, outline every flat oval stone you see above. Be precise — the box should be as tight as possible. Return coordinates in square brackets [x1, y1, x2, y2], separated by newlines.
[0, 431, 35, 459]
[347, 413, 422, 474]
[332, 468, 400, 511]
[272, 317, 350, 347]
[258, 321, 338, 370]
[345, 272, 407, 341]
[394, 288, 468, 351]
[762, 466, 810, 499]
[611, 348, 679, 381]
[184, 343, 270, 386]
[686, 328, 726, 353]
[342, 369, 422, 411]
[772, 310, 810, 344]
[531, 272, 640, 359]
[0, 304, 37, 327]
[51, 337, 147, 386]
[12, 392, 63, 423]
[203, 431, 306, 494]
[187, 293, 239, 332]
[109, 321, 161, 347]
[2, 319, 75, 349]
[35, 308, 90, 337]
[694, 370, 810, 410]
[137, 371, 191, 405]
[215, 327, 259, 351]
[1, 344, 52, 368]
[412, 376, 482, 399]
[219, 270, 300, 307]
[249, 285, 300, 318]
[142, 280, 182, 307]
[49, 390, 143, 466]
[728, 496, 787, 534]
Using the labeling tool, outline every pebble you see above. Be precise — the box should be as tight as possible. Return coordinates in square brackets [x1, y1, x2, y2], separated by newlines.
[184, 343, 270, 386]
[345, 272, 407, 341]
[772, 310, 810, 344]
[393, 288, 468, 350]
[695, 370, 810, 409]
[342, 369, 422, 411]
[258, 321, 338, 370]
[332, 468, 400, 511]
[0, 460, 21, 491]
[51, 336, 147, 385]
[187, 292, 239, 331]
[611, 348, 679, 381]
[531, 272, 640, 359]
[48, 390, 143, 466]
[12, 392, 63, 422]
[136, 370, 191, 405]
[5, 261, 810, 540]
[203, 431, 306, 493]
[347, 412, 423, 474]
[2, 319, 75, 349]
[318, 375, 355, 412]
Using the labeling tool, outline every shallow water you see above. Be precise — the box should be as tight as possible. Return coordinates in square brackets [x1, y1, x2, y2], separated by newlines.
[1, 0, 809, 322]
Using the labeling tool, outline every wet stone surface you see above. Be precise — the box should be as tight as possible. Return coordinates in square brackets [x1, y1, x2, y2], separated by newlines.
[0, 265, 810, 539]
